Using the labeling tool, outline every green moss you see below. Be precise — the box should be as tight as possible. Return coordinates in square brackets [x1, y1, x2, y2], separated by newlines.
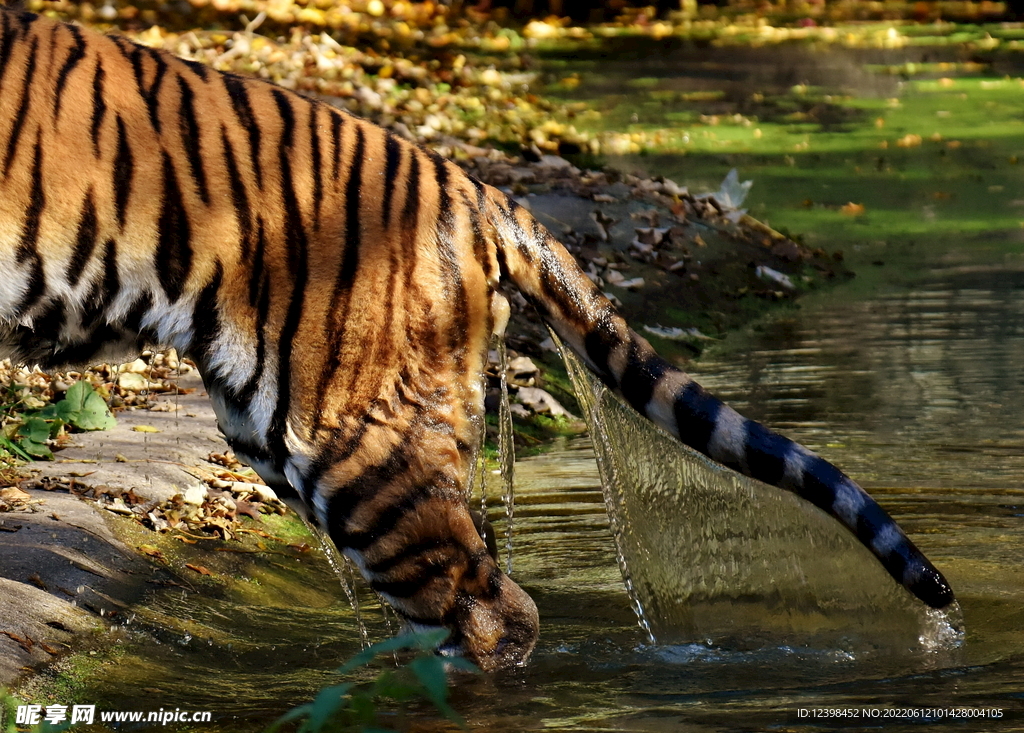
[16, 644, 121, 708]
[104, 507, 336, 611]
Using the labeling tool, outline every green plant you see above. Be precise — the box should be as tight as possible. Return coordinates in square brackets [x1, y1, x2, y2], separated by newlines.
[0, 689, 70, 733]
[268, 630, 477, 733]
[0, 381, 116, 461]
[1, 690, 14, 733]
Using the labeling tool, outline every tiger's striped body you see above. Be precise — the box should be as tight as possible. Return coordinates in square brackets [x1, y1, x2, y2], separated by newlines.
[0, 7, 952, 671]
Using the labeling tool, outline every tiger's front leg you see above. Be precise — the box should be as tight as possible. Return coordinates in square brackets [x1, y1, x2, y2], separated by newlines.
[292, 382, 539, 672]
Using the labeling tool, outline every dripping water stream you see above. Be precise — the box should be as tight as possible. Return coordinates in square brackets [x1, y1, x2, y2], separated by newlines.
[495, 338, 516, 576]
[308, 523, 370, 650]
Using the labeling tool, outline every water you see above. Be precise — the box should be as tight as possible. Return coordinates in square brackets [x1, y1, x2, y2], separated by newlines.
[40, 268, 1024, 730]
[685, 270, 1024, 673]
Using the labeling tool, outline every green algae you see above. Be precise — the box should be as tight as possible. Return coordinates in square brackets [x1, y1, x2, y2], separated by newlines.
[545, 42, 1024, 283]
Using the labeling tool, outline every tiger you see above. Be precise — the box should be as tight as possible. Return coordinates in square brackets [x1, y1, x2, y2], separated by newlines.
[0, 5, 953, 672]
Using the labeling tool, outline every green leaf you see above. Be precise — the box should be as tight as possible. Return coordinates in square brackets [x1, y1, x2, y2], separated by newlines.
[0, 435, 33, 462]
[409, 656, 466, 726]
[34, 404, 60, 420]
[265, 628, 476, 733]
[19, 417, 52, 444]
[337, 629, 449, 675]
[60, 381, 116, 431]
[19, 439, 52, 459]
[409, 655, 449, 707]
[303, 682, 354, 733]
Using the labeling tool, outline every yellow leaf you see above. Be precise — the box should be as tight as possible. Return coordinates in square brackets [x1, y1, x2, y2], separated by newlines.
[840, 202, 866, 216]
[0, 487, 31, 503]
[132, 425, 161, 433]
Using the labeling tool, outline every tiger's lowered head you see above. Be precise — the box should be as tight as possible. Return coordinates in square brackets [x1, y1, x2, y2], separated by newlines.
[0, 6, 953, 671]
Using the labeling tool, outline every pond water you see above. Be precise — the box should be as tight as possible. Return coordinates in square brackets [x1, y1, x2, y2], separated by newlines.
[23, 37, 1024, 732]
[44, 272, 1023, 731]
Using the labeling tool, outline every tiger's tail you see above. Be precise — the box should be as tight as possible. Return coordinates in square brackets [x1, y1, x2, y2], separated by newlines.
[483, 184, 954, 611]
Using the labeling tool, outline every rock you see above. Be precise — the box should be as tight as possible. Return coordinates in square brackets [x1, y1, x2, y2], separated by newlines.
[506, 356, 539, 381]
[183, 485, 209, 506]
[509, 403, 532, 419]
[0, 578, 99, 684]
[620, 278, 645, 290]
[515, 387, 576, 418]
[634, 227, 670, 246]
[0, 489, 158, 685]
[604, 268, 626, 286]
[755, 265, 795, 291]
[535, 154, 574, 172]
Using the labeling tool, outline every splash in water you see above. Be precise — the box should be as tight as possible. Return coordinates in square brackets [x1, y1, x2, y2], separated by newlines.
[554, 329, 964, 654]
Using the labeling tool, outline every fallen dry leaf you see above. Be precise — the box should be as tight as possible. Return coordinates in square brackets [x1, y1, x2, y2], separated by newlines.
[1, 631, 33, 652]
[234, 499, 262, 520]
[185, 564, 213, 576]
[0, 487, 32, 503]
[840, 202, 866, 216]
[138, 544, 166, 561]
